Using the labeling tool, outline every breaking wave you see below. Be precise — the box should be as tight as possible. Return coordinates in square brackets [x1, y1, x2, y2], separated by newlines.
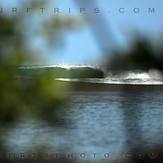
[57, 68, 163, 85]
[21, 64, 163, 85]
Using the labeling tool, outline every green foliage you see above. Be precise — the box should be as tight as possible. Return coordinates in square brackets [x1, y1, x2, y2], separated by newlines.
[0, 0, 84, 156]
[0, 0, 81, 126]
[0, 15, 70, 126]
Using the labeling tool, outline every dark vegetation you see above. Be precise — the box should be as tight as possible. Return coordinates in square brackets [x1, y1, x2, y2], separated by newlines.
[107, 36, 163, 71]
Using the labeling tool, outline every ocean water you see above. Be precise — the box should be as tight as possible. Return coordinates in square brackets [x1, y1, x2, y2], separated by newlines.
[2, 89, 163, 161]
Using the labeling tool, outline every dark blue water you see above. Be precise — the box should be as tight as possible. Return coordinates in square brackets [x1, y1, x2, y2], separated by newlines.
[2, 90, 163, 161]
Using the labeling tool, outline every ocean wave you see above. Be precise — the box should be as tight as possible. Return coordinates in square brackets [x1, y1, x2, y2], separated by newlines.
[20, 64, 101, 70]
[57, 69, 163, 85]
[20, 65, 163, 85]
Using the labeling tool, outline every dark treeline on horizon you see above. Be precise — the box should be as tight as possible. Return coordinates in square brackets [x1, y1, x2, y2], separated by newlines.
[106, 36, 163, 72]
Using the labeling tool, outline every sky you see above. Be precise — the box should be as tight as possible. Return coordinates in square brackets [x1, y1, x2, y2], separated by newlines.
[1, 0, 163, 65]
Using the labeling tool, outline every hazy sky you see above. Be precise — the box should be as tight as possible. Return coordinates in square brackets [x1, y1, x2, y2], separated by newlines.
[1, 0, 163, 65]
